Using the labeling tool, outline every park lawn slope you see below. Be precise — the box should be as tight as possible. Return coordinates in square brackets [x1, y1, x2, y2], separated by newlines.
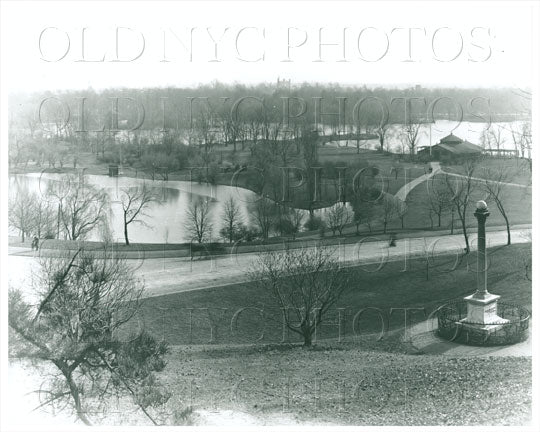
[157, 343, 531, 425]
[136, 243, 531, 345]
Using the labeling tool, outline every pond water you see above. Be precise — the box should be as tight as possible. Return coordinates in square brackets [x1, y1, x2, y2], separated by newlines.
[9, 173, 332, 244]
[10, 173, 274, 243]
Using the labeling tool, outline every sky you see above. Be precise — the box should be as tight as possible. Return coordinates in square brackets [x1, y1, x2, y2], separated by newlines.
[0, 1, 537, 93]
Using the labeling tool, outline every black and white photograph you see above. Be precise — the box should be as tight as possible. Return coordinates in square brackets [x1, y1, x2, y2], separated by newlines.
[0, 1, 538, 429]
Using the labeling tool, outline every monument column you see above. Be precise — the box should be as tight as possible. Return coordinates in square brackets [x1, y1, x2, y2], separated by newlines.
[474, 201, 489, 299]
[462, 201, 507, 329]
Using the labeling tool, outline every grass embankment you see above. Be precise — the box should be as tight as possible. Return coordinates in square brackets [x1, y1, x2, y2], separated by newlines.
[143, 243, 531, 425]
[158, 344, 531, 425]
[140, 243, 531, 425]
[137, 243, 531, 345]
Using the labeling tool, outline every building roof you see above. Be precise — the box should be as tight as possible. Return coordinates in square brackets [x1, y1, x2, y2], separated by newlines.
[433, 141, 482, 154]
[439, 133, 463, 144]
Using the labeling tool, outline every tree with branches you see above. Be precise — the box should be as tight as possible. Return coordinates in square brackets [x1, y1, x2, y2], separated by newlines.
[444, 160, 477, 253]
[482, 165, 512, 245]
[220, 196, 243, 243]
[8, 187, 35, 242]
[250, 246, 352, 347]
[249, 197, 277, 240]
[8, 246, 170, 425]
[325, 203, 351, 236]
[379, 194, 398, 234]
[120, 185, 160, 246]
[351, 194, 377, 234]
[59, 179, 109, 241]
[275, 206, 304, 239]
[185, 197, 213, 243]
[426, 177, 453, 228]
[401, 121, 422, 157]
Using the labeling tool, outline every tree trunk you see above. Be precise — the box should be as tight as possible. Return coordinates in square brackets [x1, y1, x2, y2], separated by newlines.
[124, 216, 130, 246]
[503, 213, 511, 245]
[62, 369, 92, 426]
[302, 330, 312, 347]
[461, 219, 469, 253]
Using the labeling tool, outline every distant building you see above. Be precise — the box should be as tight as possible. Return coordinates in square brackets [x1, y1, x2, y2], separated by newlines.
[418, 133, 483, 161]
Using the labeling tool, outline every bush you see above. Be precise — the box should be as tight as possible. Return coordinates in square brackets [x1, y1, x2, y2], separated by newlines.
[304, 215, 325, 232]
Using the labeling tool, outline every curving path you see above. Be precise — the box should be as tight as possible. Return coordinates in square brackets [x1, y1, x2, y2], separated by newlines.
[394, 162, 441, 202]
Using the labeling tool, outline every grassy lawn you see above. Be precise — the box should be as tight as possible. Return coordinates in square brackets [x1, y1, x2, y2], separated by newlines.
[136, 243, 531, 345]
[443, 157, 531, 185]
[403, 174, 531, 231]
[131, 243, 532, 425]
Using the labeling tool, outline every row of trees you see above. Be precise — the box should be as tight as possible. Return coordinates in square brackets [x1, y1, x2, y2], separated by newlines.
[10, 84, 530, 137]
[10, 159, 518, 249]
[9, 177, 160, 246]
[426, 159, 517, 251]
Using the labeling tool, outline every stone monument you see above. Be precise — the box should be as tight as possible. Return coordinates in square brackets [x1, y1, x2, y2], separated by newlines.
[461, 200, 508, 332]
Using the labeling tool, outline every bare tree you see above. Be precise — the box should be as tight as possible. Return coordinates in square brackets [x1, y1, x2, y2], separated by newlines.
[60, 179, 109, 241]
[482, 165, 511, 245]
[120, 185, 160, 246]
[275, 206, 304, 239]
[351, 195, 376, 234]
[426, 177, 453, 228]
[511, 121, 532, 180]
[220, 196, 243, 243]
[186, 197, 213, 243]
[376, 122, 393, 153]
[396, 199, 407, 229]
[31, 197, 56, 239]
[249, 198, 277, 240]
[444, 160, 477, 253]
[401, 121, 422, 156]
[250, 246, 352, 347]
[8, 246, 170, 425]
[487, 125, 505, 152]
[325, 203, 351, 236]
[379, 194, 398, 234]
[8, 187, 35, 242]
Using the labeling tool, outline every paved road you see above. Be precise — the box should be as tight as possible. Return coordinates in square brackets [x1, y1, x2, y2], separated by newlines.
[9, 228, 531, 300]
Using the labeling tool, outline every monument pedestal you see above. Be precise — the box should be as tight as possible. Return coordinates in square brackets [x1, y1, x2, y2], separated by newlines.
[460, 293, 508, 333]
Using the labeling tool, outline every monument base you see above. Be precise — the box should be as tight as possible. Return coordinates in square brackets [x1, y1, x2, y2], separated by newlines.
[460, 293, 509, 333]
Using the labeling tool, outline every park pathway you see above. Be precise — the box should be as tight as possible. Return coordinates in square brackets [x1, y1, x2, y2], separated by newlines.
[394, 162, 441, 201]
[406, 318, 532, 357]
[441, 171, 532, 189]
[8, 227, 531, 300]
